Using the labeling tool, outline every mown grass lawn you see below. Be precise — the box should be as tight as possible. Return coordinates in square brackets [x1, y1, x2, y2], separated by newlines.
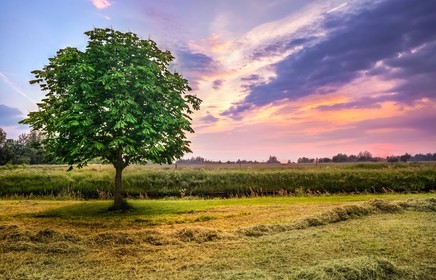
[1, 194, 435, 279]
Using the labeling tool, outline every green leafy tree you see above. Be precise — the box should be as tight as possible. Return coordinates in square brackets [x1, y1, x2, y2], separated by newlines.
[21, 28, 201, 209]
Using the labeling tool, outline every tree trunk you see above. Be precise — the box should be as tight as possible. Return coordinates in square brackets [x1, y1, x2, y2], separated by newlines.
[113, 165, 124, 210]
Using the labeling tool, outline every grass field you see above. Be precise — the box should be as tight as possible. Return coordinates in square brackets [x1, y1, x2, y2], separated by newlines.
[1, 162, 435, 198]
[1, 194, 435, 279]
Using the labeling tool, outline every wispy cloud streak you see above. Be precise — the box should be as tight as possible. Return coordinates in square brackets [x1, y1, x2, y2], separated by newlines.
[0, 72, 36, 104]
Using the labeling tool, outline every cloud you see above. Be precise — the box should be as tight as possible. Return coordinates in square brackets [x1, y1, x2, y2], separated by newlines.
[176, 50, 218, 73]
[316, 96, 384, 111]
[0, 72, 36, 103]
[0, 104, 23, 126]
[241, 74, 261, 82]
[373, 40, 436, 103]
[221, 103, 254, 120]
[143, 6, 184, 35]
[91, 0, 111, 9]
[174, 48, 220, 90]
[251, 36, 317, 61]
[225, 0, 436, 118]
[201, 113, 219, 124]
[326, 2, 349, 14]
[97, 13, 111, 20]
[193, 100, 436, 161]
[314, 107, 436, 146]
[212, 79, 223, 90]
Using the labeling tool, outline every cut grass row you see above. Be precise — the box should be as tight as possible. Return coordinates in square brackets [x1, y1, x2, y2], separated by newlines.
[1, 194, 435, 279]
[1, 162, 435, 198]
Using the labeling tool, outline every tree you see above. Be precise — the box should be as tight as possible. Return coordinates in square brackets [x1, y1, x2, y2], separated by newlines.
[297, 157, 314, 163]
[0, 129, 11, 165]
[357, 151, 373, 162]
[21, 28, 201, 210]
[266, 155, 280, 164]
[0, 128, 6, 146]
[17, 130, 48, 164]
[0, 128, 51, 165]
[332, 153, 348, 162]
[318, 157, 332, 163]
[348, 154, 357, 162]
[399, 153, 411, 162]
[387, 155, 399, 163]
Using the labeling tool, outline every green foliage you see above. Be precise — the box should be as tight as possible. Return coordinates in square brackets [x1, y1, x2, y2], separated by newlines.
[20, 28, 201, 209]
[21, 28, 201, 168]
[0, 130, 53, 165]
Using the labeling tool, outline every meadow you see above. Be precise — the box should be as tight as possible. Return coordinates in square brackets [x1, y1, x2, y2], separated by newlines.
[1, 163, 435, 279]
[0, 162, 435, 198]
[1, 195, 435, 279]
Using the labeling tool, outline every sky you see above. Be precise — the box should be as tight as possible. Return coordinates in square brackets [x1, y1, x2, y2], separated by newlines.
[0, 0, 435, 162]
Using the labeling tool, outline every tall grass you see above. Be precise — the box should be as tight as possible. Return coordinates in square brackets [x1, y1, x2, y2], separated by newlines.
[0, 163, 435, 198]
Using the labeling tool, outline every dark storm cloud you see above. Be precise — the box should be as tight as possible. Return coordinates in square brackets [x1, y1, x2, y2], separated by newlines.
[226, 0, 436, 118]
[0, 104, 22, 126]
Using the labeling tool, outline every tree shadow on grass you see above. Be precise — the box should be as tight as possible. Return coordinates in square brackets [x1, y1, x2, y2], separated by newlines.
[32, 201, 124, 218]
[30, 200, 202, 219]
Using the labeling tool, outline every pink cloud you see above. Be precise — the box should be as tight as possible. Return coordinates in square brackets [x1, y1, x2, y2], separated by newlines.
[92, 0, 111, 9]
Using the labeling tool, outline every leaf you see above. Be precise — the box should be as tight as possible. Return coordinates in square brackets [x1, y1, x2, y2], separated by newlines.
[29, 78, 43, 85]
[114, 120, 127, 130]
[125, 113, 137, 124]
[93, 142, 105, 151]
[70, 120, 80, 126]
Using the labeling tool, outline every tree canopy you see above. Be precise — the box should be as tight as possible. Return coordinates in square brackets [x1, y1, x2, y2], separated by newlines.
[21, 28, 201, 209]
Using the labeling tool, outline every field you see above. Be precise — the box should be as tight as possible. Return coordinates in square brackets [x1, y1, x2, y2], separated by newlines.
[1, 194, 436, 279]
[1, 162, 435, 198]
[1, 163, 435, 279]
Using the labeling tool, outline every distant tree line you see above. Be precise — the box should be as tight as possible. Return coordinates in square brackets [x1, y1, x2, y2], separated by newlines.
[297, 151, 436, 164]
[176, 156, 262, 165]
[0, 128, 60, 165]
[177, 155, 284, 165]
[1, 128, 436, 166]
[177, 151, 436, 165]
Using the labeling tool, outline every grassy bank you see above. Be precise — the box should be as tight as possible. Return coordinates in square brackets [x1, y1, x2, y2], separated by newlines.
[0, 162, 435, 198]
[1, 194, 435, 279]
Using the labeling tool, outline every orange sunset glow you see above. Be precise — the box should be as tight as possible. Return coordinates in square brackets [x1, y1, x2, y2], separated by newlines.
[1, 0, 435, 162]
